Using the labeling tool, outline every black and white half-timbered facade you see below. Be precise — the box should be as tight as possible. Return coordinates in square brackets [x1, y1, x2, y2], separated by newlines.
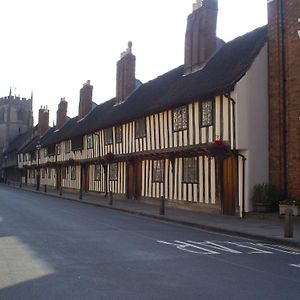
[16, 0, 269, 216]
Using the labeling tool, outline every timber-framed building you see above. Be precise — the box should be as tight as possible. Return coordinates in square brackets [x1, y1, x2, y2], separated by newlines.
[14, 0, 271, 216]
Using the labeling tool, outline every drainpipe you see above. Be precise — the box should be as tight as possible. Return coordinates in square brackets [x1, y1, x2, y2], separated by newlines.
[279, 0, 287, 199]
[237, 153, 246, 219]
[223, 91, 236, 150]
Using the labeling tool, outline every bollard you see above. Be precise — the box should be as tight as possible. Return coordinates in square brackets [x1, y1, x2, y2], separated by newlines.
[79, 187, 83, 200]
[59, 186, 62, 196]
[160, 196, 165, 215]
[44, 184, 47, 193]
[284, 209, 294, 238]
[109, 191, 113, 206]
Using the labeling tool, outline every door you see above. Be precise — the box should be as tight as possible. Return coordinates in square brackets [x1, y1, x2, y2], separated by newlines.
[222, 155, 237, 215]
[126, 160, 142, 199]
[56, 167, 61, 190]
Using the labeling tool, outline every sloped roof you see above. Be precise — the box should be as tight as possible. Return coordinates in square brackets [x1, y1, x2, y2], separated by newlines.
[42, 25, 267, 146]
[2, 128, 35, 155]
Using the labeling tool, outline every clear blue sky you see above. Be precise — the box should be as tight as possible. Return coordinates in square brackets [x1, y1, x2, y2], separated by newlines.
[0, 0, 267, 125]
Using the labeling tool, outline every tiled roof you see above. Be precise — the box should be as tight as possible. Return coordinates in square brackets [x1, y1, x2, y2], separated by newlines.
[41, 25, 267, 147]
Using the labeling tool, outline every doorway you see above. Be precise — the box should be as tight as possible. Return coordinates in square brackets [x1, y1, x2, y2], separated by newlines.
[126, 160, 142, 199]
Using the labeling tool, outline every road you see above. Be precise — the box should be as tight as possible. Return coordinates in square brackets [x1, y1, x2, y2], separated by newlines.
[0, 185, 300, 300]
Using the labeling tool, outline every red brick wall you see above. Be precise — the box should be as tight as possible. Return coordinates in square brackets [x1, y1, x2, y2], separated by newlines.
[56, 98, 68, 129]
[79, 81, 93, 119]
[268, 0, 300, 200]
[37, 107, 49, 135]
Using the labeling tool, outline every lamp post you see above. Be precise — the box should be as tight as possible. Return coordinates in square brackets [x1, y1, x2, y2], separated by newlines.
[36, 142, 41, 191]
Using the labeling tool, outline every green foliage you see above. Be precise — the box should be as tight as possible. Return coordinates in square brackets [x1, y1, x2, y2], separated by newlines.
[253, 183, 278, 205]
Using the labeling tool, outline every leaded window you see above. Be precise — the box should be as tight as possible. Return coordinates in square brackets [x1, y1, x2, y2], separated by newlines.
[104, 128, 113, 145]
[41, 169, 45, 179]
[71, 166, 76, 180]
[44, 148, 48, 157]
[109, 163, 118, 181]
[201, 100, 213, 127]
[56, 144, 61, 155]
[183, 157, 198, 183]
[115, 126, 122, 144]
[135, 118, 146, 138]
[94, 164, 101, 181]
[87, 134, 93, 149]
[173, 106, 188, 131]
[48, 168, 51, 179]
[153, 160, 164, 182]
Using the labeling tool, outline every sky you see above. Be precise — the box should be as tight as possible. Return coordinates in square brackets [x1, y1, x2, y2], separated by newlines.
[0, 0, 267, 125]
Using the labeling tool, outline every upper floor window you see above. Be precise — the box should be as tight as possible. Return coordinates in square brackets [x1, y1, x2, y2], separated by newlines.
[104, 128, 113, 145]
[173, 106, 188, 131]
[201, 100, 213, 127]
[135, 118, 146, 139]
[71, 136, 83, 151]
[17, 110, 26, 121]
[94, 164, 101, 181]
[44, 148, 48, 157]
[87, 134, 93, 149]
[153, 160, 165, 182]
[109, 163, 118, 181]
[56, 144, 61, 155]
[65, 140, 70, 153]
[183, 157, 198, 184]
[115, 126, 122, 144]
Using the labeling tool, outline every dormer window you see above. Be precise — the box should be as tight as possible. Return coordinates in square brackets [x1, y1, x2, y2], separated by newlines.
[173, 106, 188, 131]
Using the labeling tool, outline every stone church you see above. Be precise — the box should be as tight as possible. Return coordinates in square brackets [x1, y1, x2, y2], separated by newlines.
[0, 89, 33, 180]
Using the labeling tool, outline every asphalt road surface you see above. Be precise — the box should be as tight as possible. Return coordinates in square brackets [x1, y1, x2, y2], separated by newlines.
[0, 185, 300, 300]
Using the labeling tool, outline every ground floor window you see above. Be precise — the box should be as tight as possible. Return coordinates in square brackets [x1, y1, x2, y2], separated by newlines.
[152, 160, 164, 182]
[94, 164, 101, 181]
[183, 157, 198, 183]
[47, 168, 51, 179]
[41, 169, 45, 179]
[109, 163, 118, 181]
[71, 166, 76, 180]
[62, 167, 67, 179]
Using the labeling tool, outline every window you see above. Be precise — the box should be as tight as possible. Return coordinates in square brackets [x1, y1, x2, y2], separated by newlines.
[0, 109, 4, 121]
[104, 128, 113, 145]
[201, 100, 213, 127]
[17, 110, 25, 121]
[41, 169, 45, 179]
[153, 160, 165, 182]
[56, 144, 61, 155]
[183, 157, 198, 183]
[109, 163, 118, 181]
[71, 136, 83, 151]
[65, 140, 70, 153]
[48, 168, 51, 179]
[173, 106, 188, 131]
[115, 126, 122, 144]
[87, 134, 93, 149]
[135, 118, 146, 138]
[44, 148, 48, 157]
[94, 164, 101, 181]
[62, 167, 67, 179]
[47, 144, 55, 156]
[71, 166, 76, 180]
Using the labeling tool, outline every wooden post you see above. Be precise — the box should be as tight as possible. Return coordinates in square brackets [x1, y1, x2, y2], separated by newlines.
[160, 196, 165, 215]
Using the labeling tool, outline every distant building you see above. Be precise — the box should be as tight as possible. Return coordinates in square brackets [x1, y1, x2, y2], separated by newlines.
[0, 89, 33, 180]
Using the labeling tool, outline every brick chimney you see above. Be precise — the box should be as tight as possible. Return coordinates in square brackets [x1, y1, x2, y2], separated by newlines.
[78, 80, 93, 118]
[116, 41, 136, 104]
[56, 97, 68, 129]
[184, 0, 218, 74]
[37, 106, 49, 135]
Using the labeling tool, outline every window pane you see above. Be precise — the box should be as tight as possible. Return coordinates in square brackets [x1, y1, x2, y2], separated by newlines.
[116, 126, 122, 143]
[94, 164, 101, 181]
[153, 160, 164, 182]
[201, 100, 213, 126]
[173, 106, 188, 131]
[87, 135, 93, 149]
[104, 128, 113, 145]
[183, 157, 198, 183]
[135, 118, 146, 138]
[109, 163, 118, 181]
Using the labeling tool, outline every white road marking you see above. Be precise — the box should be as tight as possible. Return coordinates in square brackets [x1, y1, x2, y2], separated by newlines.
[289, 264, 300, 268]
[157, 240, 300, 256]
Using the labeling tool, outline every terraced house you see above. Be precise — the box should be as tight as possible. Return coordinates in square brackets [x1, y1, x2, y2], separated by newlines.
[15, 0, 270, 216]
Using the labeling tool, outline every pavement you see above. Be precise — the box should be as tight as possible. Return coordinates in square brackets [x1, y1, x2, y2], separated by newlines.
[4, 182, 300, 249]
